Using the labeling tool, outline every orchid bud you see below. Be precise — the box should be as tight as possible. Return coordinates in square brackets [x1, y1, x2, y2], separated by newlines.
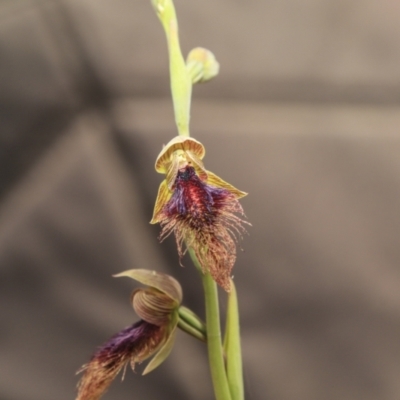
[186, 47, 220, 84]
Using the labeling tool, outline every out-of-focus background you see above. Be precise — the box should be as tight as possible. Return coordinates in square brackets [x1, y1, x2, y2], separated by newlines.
[1, 0, 400, 399]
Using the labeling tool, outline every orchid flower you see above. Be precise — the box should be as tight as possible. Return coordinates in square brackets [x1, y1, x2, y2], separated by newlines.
[76, 270, 182, 400]
[151, 136, 248, 292]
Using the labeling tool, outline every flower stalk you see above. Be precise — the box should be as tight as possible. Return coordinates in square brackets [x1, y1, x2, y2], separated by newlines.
[151, 0, 192, 136]
[189, 248, 232, 400]
[224, 280, 244, 400]
[203, 272, 233, 400]
[151, 0, 246, 399]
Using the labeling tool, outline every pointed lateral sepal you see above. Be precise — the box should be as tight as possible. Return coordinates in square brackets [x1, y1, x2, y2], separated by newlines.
[151, 180, 172, 224]
[114, 269, 183, 304]
[223, 279, 244, 400]
[206, 170, 247, 199]
[142, 311, 179, 375]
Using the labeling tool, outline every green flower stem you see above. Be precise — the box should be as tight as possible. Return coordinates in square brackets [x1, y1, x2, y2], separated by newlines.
[189, 249, 232, 400]
[202, 272, 233, 400]
[223, 280, 244, 400]
[152, 0, 192, 137]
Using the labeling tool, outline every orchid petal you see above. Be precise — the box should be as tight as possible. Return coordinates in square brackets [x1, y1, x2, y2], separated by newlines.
[206, 170, 247, 199]
[165, 150, 185, 190]
[186, 150, 208, 181]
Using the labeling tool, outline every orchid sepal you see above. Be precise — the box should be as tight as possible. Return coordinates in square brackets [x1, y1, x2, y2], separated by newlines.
[142, 310, 179, 375]
[114, 269, 182, 304]
[150, 180, 172, 224]
[205, 170, 247, 199]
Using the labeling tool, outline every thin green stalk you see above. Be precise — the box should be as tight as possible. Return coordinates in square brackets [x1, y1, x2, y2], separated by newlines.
[189, 249, 232, 400]
[152, 0, 191, 136]
[223, 280, 244, 400]
[202, 272, 233, 400]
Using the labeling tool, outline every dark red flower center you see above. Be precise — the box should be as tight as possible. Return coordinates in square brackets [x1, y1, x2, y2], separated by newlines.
[165, 166, 229, 230]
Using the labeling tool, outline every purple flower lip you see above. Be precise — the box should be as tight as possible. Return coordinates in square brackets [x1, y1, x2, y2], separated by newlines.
[76, 320, 166, 400]
[154, 164, 248, 291]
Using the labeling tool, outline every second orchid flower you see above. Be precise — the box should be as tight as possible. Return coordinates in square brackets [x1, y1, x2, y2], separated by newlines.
[76, 270, 182, 400]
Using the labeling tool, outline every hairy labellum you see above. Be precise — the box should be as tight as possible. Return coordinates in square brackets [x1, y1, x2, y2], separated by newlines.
[76, 320, 165, 400]
[158, 166, 246, 291]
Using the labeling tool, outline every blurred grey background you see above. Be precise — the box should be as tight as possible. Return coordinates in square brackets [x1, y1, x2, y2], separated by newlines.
[1, 0, 400, 399]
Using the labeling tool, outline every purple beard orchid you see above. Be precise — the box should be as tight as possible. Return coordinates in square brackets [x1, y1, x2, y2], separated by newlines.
[151, 136, 248, 291]
[76, 270, 182, 400]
